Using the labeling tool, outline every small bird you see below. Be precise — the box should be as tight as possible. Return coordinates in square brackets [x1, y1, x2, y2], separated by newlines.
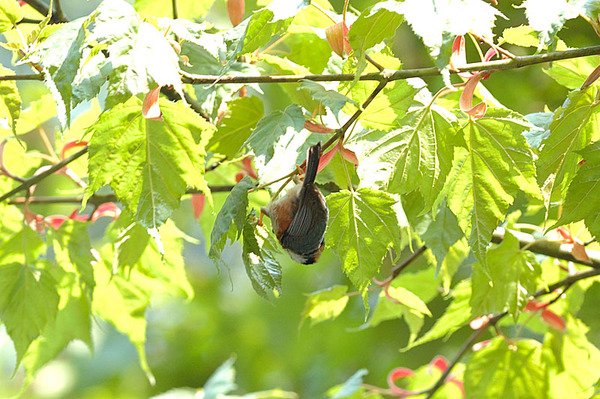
[261, 143, 329, 264]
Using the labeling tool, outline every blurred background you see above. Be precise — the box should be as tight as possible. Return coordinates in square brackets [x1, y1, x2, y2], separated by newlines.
[0, 0, 598, 398]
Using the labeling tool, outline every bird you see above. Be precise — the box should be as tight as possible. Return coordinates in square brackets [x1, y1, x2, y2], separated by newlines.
[261, 143, 329, 264]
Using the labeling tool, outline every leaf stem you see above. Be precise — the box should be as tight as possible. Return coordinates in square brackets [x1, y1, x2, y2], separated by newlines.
[172, 0, 178, 19]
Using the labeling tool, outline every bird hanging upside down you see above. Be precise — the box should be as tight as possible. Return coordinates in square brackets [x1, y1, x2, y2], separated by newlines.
[261, 143, 329, 264]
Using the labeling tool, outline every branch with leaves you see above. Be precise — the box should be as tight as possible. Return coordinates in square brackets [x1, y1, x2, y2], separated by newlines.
[2, 0, 600, 397]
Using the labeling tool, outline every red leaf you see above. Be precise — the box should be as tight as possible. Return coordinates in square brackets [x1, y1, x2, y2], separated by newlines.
[317, 143, 339, 173]
[91, 202, 121, 222]
[191, 194, 206, 219]
[484, 47, 498, 63]
[524, 300, 547, 312]
[469, 314, 492, 330]
[241, 157, 258, 179]
[471, 339, 491, 352]
[581, 64, 600, 90]
[450, 35, 467, 71]
[429, 356, 449, 372]
[45, 215, 69, 230]
[227, 0, 245, 27]
[387, 367, 416, 397]
[142, 87, 162, 121]
[235, 172, 245, 182]
[541, 309, 567, 332]
[340, 145, 358, 166]
[68, 209, 89, 222]
[304, 120, 335, 134]
[556, 227, 573, 243]
[60, 140, 88, 160]
[571, 241, 591, 263]
[460, 73, 487, 118]
[325, 22, 351, 57]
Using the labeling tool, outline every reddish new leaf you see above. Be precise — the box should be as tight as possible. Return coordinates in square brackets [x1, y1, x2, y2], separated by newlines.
[191, 194, 206, 219]
[227, 0, 245, 27]
[326, 22, 351, 57]
[61, 140, 88, 160]
[142, 87, 162, 120]
[541, 309, 567, 332]
[91, 202, 121, 222]
[387, 367, 416, 397]
[460, 72, 488, 118]
[304, 120, 335, 134]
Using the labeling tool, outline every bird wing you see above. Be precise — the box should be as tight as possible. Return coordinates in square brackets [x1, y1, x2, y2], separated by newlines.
[280, 186, 327, 254]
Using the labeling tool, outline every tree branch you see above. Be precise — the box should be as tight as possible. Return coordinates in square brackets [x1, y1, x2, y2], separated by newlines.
[492, 227, 600, 269]
[423, 266, 600, 398]
[3, 45, 600, 85]
[9, 185, 236, 206]
[0, 147, 88, 203]
[172, 0, 178, 19]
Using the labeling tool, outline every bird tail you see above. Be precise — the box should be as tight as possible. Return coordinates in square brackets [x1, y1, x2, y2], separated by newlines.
[303, 143, 321, 186]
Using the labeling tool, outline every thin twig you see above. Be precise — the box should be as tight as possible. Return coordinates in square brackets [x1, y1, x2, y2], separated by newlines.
[5, 45, 600, 85]
[18, 17, 44, 24]
[423, 267, 600, 398]
[171, 0, 178, 19]
[0, 147, 88, 203]
[9, 185, 236, 206]
[54, 0, 67, 23]
[391, 245, 428, 279]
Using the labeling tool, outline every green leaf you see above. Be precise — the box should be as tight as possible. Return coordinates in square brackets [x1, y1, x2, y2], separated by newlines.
[209, 177, 255, 262]
[349, 1, 404, 63]
[259, 55, 320, 113]
[241, 220, 282, 299]
[349, 79, 420, 132]
[203, 357, 237, 399]
[464, 338, 547, 399]
[327, 369, 369, 399]
[0, 263, 60, 365]
[244, 104, 305, 162]
[524, 112, 552, 149]
[282, 28, 331, 74]
[543, 316, 600, 399]
[208, 97, 264, 158]
[0, 65, 21, 136]
[28, 0, 184, 123]
[326, 188, 403, 296]
[446, 109, 539, 261]
[398, 0, 501, 65]
[86, 97, 215, 229]
[422, 203, 464, 268]
[470, 232, 540, 318]
[300, 80, 357, 115]
[405, 280, 471, 351]
[365, 285, 431, 344]
[134, 0, 215, 19]
[556, 141, 600, 237]
[537, 88, 599, 204]
[23, 225, 94, 379]
[301, 285, 349, 327]
[544, 54, 600, 90]
[0, 227, 45, 267]
[354, 105, 455, 209]
[500, 25, 541, 48]
[522, 0, 586, 46]
[93, 253, 154, 384]
[241, 0, 309, 54]
[0, 0, 22, 33]
[134, 220, 195, 300]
